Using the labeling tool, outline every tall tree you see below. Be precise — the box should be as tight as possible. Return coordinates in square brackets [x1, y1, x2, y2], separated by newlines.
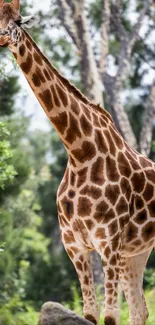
[54, 0, 155, 157]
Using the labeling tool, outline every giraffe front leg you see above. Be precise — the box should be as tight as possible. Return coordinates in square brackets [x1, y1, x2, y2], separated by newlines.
[94, 236, 121, 325]
[102, 256, 120, 325]
[119, 249, 151, 325]
[62, 240, 100, 324]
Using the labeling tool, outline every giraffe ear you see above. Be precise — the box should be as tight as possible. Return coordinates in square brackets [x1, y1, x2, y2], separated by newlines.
[20, 15, 39, 28]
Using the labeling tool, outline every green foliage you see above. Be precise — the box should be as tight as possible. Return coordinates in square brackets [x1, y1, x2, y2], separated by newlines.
[0, 122, 16, 189]
[0, 295, 39, 325]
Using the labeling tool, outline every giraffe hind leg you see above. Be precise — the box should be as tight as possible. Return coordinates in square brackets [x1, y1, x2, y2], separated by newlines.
[119, 249, 152, 325]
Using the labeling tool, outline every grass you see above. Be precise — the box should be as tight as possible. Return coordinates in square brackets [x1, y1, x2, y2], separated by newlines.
[66, 287, 155, 325]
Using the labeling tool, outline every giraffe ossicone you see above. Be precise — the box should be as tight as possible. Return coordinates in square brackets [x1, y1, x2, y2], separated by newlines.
[0, 1, 155, 325]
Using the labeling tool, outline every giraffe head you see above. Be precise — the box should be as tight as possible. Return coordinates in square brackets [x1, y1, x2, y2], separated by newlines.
[0, 0, 39, 47]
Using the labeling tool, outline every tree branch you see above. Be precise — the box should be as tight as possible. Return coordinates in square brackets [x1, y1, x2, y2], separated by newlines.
[128, 0, 151, 51]
[111, 0, 128, 42]
[100, 0, 111, 75]
[139, 80, 155, 156]
[57, 0, 79, 47]
[103, 2, 151, 148]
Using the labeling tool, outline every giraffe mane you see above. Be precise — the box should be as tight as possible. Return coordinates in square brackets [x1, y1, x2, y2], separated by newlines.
[23, 28, 113, 124]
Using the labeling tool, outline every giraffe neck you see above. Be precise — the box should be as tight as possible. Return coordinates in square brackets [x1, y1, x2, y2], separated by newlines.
[9, 28, 114, 169]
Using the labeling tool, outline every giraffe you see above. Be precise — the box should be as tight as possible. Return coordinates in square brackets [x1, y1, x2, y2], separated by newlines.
[0, 1, 155, 325]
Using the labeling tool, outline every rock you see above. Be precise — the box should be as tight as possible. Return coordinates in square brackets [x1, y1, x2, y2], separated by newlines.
[38, 301, 94, 325]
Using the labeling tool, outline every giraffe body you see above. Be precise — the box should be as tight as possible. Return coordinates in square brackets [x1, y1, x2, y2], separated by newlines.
[0, 2, 154, 325]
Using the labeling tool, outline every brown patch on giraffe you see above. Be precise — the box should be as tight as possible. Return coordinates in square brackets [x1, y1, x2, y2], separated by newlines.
[35, 66, 46, 83]
[85, 314, 97, 325]
[92, 112, 100, 127]
[26, 39, 32, 51]
[120, 177, 132, 201]
[106, 156, 119, 182]
[61, 196, 74, 220]
[72, 141, 96, 163]
[78, 197, 92, 217]
[52, 111, 68, 135]
[80, 114, 92, 136]
[125, 222, 138, 243]
[43, 68, 51, 81]
[104, 129, 116, 156]
[34, 51, 43, 65]
[80, 185, 102, 199]
[143, 183, 154, 201]
[95, 227, 106, 239]
[105, 184, 120, 205]
[79, 255, 84, 262]
[104, 246, 111, 258]
[104, 316, 116, 325]
[84, 275, 89, 285]
[109, 125, 124, 149]
[118, 152, 132, 177]
[56, 84, 68, 107]
[110, 255, 117, 265]
[66, 248, 74, 259]
[19, 44, 26, 56]
[100, 241, 107, 250]
[85, 219, 94, 230]
[148, 200, 155, 218]
[39, 89, 54, 112]
[134, 209, 147, 224]
[75, 261, 83, 271]
[91, 157, 105, 185]
[65, 113, 81, 144]
[84, 261, 88, 271]
[70, 171, 76, 186]
[70, 96, 80, 115]
[108, 220, 118, 237]
[139, 156, 152, 168]
[77, 167, 88, 188]
[51, 85, 61, 107]
[116, 197, 128, 215]
[70, 246, 79, 254]
[95, 129, 108, 153]
[105, 282, 112, 288]
[20, 52, 33, 74]
[142, 222, 155, 242]
[64, 230, 75, 243]
[68, 190, 75, 198]
[135, 195, 144, 210]
[131, 172, 145, 193]
[32, 73, 41, 87]
[93, 200, 109, 222]
[145, 169, 155, 183]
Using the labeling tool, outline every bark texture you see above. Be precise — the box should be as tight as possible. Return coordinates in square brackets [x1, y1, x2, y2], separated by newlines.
[57, 0, 155, 155]
[39, 302, 93, 325]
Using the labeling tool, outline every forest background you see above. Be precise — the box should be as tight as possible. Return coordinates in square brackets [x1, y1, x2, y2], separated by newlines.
[0, 0, 155, 324]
